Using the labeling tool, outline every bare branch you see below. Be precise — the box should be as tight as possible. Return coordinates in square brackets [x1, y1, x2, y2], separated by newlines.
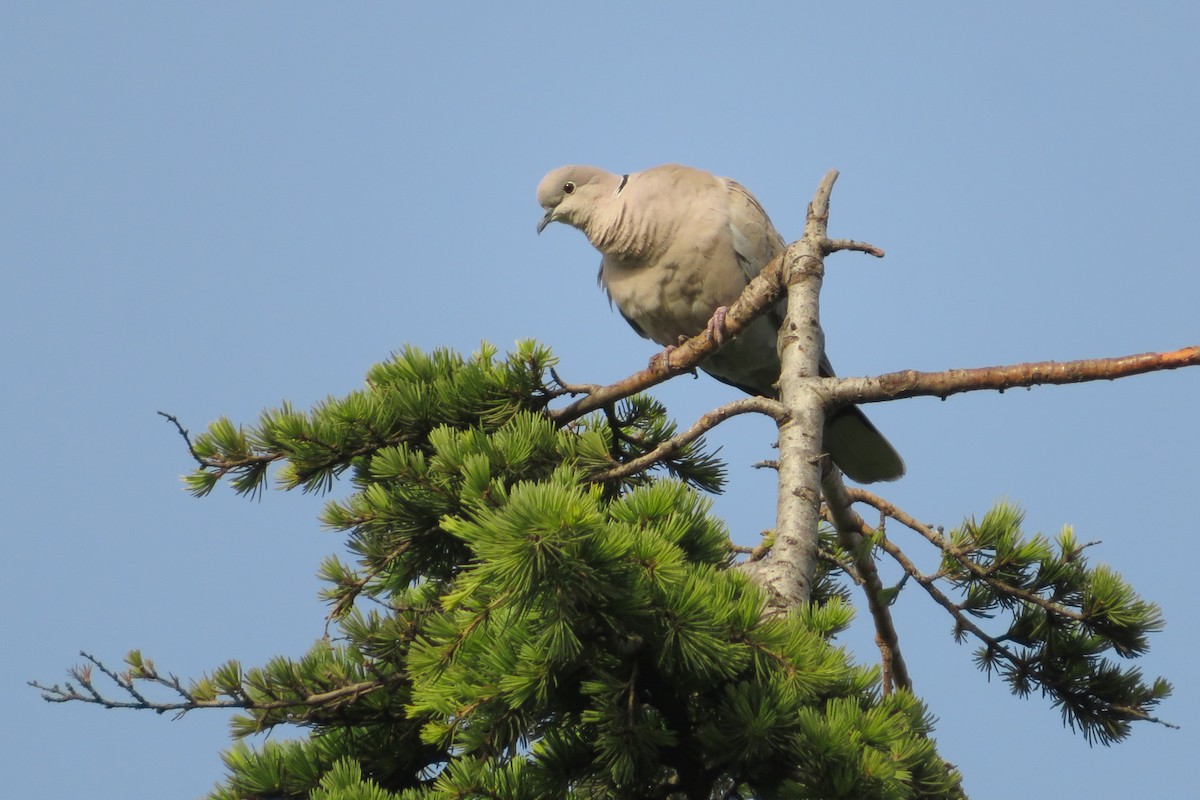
[832, 346, 1200, 407]
[820, 470, 911, 693]
[824, 238, 886, 258]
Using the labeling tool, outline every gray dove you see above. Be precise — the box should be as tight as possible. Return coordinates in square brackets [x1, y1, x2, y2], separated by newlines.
[536, 163, 904, 483]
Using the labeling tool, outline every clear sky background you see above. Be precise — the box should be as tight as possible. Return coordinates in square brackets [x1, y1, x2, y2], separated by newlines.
[4, 4, 1197, 798]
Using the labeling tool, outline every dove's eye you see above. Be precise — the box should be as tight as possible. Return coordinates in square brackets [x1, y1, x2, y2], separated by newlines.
[563, 181, 576, 195]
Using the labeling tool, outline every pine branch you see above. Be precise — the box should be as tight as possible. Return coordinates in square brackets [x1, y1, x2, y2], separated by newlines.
[29, 651, 390, 720]
[842, 490, 1176, 742]
[873, 531, 1175, 737]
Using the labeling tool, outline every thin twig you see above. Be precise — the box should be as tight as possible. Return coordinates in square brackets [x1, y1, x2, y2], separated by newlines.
[593, 396, 785, 482]
[548, 366, 601, 396]
[325, 539, 415, 623]
[157, 411, 204, 465]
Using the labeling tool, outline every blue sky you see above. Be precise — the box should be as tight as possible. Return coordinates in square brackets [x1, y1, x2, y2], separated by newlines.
[4, 4, 1197, 798]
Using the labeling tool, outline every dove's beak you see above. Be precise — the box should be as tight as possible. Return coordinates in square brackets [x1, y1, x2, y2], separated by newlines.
[536, 209, 554, 235]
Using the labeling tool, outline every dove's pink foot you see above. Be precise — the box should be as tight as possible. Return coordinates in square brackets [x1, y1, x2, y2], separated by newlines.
[649, 344, 678, 371]
[706, 306, 730, 345]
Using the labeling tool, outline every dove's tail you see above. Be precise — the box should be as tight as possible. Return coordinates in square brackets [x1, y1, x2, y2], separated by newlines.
[824, 406, 906, 484]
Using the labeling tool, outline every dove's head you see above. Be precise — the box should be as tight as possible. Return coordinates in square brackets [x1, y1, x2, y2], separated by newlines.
[536, 165, 621, 235]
